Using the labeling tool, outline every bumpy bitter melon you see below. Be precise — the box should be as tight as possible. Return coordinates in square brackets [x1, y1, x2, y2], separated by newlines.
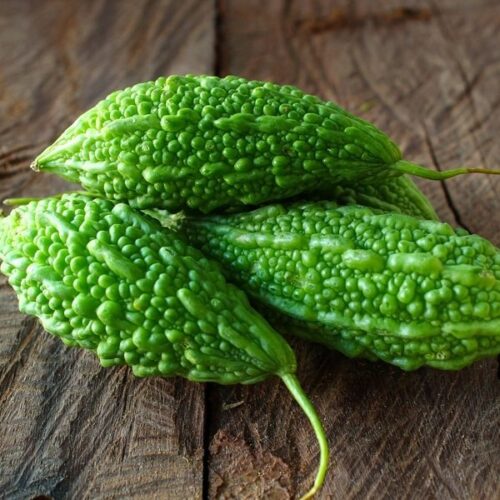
[0, 193, 329, 499]
[32, 75, 495, 214]
[177, 202, 500, 370]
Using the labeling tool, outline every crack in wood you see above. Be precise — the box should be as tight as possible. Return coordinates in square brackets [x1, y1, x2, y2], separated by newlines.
[422, 122, 472, 231]
[431, 0, 490, 172]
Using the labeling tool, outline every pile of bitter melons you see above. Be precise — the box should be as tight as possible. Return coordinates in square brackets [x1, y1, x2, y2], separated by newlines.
[1, 75, 499, 499]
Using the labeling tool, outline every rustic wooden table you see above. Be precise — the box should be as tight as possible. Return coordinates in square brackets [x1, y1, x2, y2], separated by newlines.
[0, 1, 499, 499]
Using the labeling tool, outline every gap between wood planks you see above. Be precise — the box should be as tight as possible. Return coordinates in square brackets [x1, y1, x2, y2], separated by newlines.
[202, 2, 223, 498]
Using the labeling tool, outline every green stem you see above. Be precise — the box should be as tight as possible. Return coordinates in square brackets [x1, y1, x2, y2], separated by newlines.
[281, 373, 330, 499]
[391, 160, 500, 180]
[3, 197, 43, 206]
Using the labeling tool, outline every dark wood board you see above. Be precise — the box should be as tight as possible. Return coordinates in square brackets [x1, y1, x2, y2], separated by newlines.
[0, 0, 499, 499]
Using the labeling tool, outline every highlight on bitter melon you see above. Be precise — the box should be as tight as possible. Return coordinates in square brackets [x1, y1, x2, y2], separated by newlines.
[31, 75, 499, 214]
[0, 193, 329, 500]
[169, 201, 500, 371]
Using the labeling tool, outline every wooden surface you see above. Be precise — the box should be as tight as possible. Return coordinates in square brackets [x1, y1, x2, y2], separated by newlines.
[0, 1, 498, 499]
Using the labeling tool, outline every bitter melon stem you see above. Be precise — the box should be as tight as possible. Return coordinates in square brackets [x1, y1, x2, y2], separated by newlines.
[281, 373, 330, 500]
[391, 160, 500, 180]
[4, 197, 42, 206]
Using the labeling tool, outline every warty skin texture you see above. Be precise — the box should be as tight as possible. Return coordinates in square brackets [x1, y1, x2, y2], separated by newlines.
[313, 175, 438, 220]
[32, 75, 465, 215]
[0, 193, 329, 499]
[0, 194, 297, 382]
[178, 202, 500, 371]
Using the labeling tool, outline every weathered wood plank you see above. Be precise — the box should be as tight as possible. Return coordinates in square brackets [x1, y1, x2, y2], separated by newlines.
[210, 1, 500, 498]
[0, 1, 215, 498]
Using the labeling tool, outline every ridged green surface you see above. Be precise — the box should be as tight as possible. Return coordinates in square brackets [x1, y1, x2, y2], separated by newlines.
[0, 194, 297, 383]
[180, 202, 500, 370]
[316, 175, 438, 220]
[32, 75, 410, 213]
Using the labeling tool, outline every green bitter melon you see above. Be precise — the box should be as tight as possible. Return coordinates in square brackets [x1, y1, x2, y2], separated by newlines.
[32, 75, 492, 214]
[177, 201, 500, 370]
[0, 193, 329, 499]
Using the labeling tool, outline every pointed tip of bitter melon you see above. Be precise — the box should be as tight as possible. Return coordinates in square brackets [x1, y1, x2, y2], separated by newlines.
[391, 160, 500, 181]
[281, 373, 330, 499]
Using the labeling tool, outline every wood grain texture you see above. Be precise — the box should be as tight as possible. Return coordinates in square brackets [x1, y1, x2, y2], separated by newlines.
[209, 0, 500, 498]
[0, 0, 214, 498]
[0, 1, 499, 499]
